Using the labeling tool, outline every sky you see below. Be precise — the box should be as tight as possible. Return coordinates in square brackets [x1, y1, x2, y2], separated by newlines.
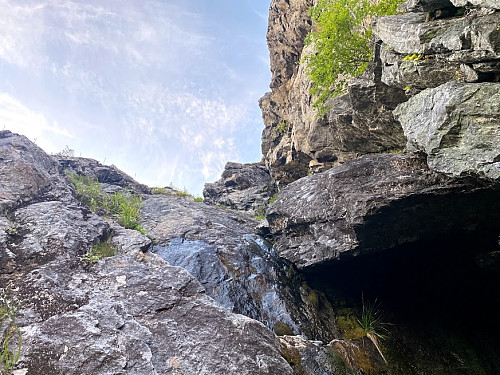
[0, 0, 271, 196]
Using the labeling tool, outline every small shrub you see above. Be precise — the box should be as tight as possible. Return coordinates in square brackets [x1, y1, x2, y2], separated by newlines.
[303, 0, 405, 114]
[193, 197, 204, 203]
[254, 215, 266, 221]
[275, 120, 289, 137]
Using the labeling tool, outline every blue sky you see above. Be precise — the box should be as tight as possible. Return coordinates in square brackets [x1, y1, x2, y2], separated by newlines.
[0, 0, 271, 196]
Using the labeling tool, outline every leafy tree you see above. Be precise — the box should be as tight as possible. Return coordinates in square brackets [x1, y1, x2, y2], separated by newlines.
[303, 0, 404, 115]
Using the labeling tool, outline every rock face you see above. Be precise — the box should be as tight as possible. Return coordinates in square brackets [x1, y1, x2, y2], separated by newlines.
[0, 130, 73, 214]
[140, 194, 338, 342]
[203, 162, 277, 215]
[374, 5, 500, 94]
[260, 0, 500, 186]
[394, 82, 500, 181]
[0, 132, 296, 374]
[267, 153, 500, 269]
[259, 0, 408, 185]
[56, 156, 150, 194]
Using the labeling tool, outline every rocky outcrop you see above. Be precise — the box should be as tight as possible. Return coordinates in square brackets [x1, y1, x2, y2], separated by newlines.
[203, 162, 277, 215]
[0, 130, 73, 214]
[56, 156, 150, 194]
[394, 81, 500, 181]
[375, 4, 500, 94]
[260, 0, 409, 185]
[0, 132, 298, 374]
[260, 0, 500, 186]
[267, 153, 500, 269]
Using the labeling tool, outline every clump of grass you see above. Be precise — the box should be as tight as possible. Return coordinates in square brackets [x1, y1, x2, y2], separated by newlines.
[151, 185, 193, 199]
[66, 173, 104, 212]
[0, 299, 21, 374]
[67, 172, 144, 233]
[151, 187, 167, 195]
[254, 215, 266, 221]
[82, 240, 116, 263]
[193, 197, 204, 203]
[110, 193, 143, 231]
[357, 295, 389, 364]
[269, 192, 278, 205]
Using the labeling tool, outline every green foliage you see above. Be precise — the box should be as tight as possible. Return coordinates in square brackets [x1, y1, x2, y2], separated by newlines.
[82, 240, 116, 263]
[357, 296, 389, 363]
[193, 197, 204, 203]
[151, 186, 193, 199]
[254, 215, 266, 221]
[303, 0, 404, 114]
[151, 187, 167, 195]
[67, 172, 103, 212]
[403, 53, 423, 61]
[0, 299, 21, 375]
[67, 172, 144, 233]
[275, 120, 289, 137]
[111, 193, 143, 231]
[269, 193, 278, 205]
[3, 223, 18, 237]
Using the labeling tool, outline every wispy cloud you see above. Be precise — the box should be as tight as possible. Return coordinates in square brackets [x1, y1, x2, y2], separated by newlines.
[0, 93, 74, 152]
[0, 0, 270, 195]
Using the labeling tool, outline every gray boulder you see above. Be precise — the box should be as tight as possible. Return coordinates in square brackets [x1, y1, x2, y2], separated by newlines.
[394, 82, 500, 181]
[14, 256, 293, 375]
[203, 162, 277, 215]
[267, 153, 500, 269]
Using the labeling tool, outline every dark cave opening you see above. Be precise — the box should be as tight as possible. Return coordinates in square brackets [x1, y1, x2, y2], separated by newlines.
[303, 229, 500, 373]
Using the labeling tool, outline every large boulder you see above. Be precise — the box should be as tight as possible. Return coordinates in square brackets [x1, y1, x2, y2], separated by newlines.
[394, 82, 500, 181]
[267, 153, 500, 269]
[203, 162, 277, 215]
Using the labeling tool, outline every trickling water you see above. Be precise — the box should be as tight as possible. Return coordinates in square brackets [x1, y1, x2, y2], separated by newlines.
[152, 235, 298, 333]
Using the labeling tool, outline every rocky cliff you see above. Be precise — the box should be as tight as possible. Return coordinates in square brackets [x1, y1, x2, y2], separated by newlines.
[2, 0, 500, 374]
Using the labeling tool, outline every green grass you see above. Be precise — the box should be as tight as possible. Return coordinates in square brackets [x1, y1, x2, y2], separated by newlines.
[67, 172, 144, 233]
[193, 197, 204, 203]
[0, 300, 21, 374]
[82, 240, 117, 263]
[358, 296, 389, 363]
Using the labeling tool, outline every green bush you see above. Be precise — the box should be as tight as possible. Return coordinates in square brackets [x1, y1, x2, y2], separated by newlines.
[303, 0, 404, 114]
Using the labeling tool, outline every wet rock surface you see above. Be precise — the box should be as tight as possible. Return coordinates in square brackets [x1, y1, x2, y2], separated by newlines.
[140, 195, 338, 342]
[267, 153, 500, 269]
[203, 162, 277, 215]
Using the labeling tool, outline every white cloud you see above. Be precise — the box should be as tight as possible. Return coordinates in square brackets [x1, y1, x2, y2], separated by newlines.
[0, 93, 74, 152]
